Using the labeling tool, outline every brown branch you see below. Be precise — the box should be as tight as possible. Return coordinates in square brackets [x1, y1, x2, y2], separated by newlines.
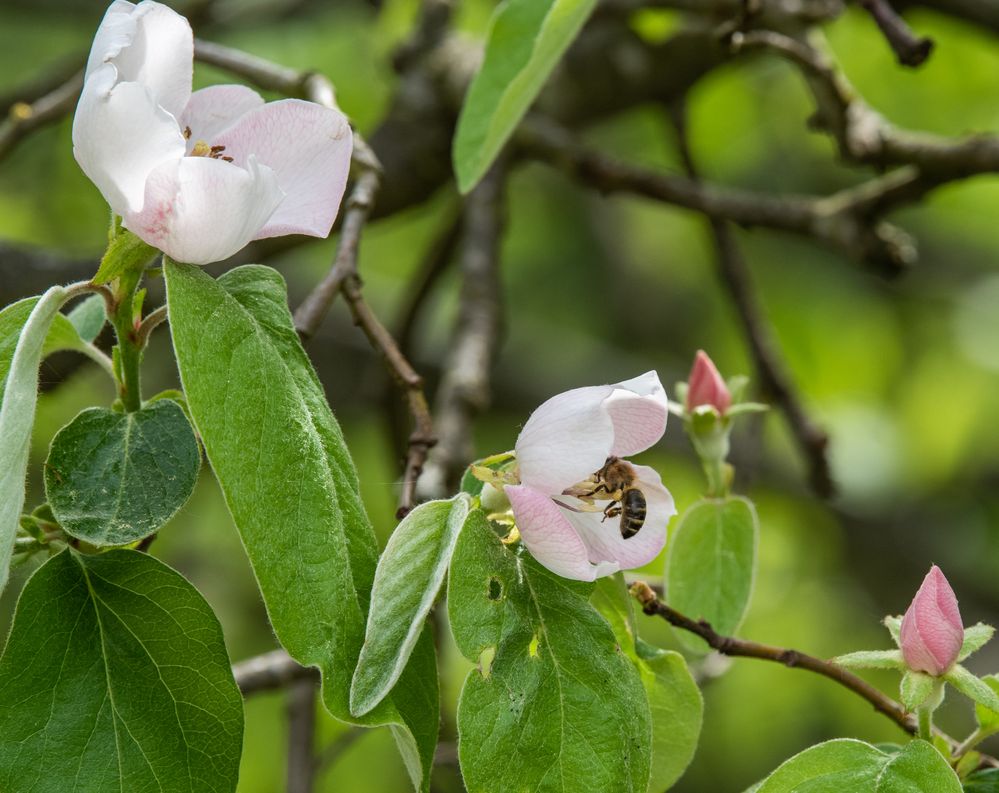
[286, 678, 318, 793]
[0, 70, 83, 162]
[630, 582, 910, 736]
[669, 103, 835, 497]
[859, 0, 934, 67]
[418, 163, 506, 500]
[518, 117, 917, 274]
[233, 649, 316, 695]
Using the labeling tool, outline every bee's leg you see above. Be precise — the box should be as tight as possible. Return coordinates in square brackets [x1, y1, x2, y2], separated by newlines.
[602, 502, 622, 522]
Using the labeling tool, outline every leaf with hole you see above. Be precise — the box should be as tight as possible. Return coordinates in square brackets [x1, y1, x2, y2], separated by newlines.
[45, 399, 201, 546]
[592, 574, 703, 792]
[165, 261, 438, 791]
[448, 513, 652, 793]
[665, 496, 758, 653]
[0, 548, 243, 792]
[452, 0, 599, 193]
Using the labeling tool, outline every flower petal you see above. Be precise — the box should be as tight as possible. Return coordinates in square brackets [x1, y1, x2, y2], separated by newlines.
[606, 371, 669, 457]
[86, 0, 193, 119]
[212, 99, 353, 239]
[560, 463, 673, 570]
[507, 485, 618, 582]
[515, 384, 615, 494]
[72, 64, 186, 214]
[180, 85, 264, 147]
[124, 156, 283, 265]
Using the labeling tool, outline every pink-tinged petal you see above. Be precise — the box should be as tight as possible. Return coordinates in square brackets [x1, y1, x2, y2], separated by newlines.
[180, 85, 264, 147]
[606, 371, 668, 458]
[900, 565, 964, 676]
[515, 385, 615, 494]
[560, 464, 673, 570]
[85, 0, 193, 119]
[124, 156, 283, 265]
[686, 350, 731, 414]
[72, 64, 186, 214]
[212, 99, 353, 239]
[507, 485, 618, 582]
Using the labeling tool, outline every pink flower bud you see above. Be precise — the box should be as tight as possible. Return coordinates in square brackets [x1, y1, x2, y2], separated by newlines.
[686, 350, 731, 414]
[900, 565, 964, 676]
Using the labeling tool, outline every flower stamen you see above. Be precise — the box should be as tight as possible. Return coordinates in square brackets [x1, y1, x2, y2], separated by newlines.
[189, 139, 234, 162]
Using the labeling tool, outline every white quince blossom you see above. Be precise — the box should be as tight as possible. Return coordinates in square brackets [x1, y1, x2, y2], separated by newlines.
[507, 371, 676, 581]
[73, 0, 353, 265]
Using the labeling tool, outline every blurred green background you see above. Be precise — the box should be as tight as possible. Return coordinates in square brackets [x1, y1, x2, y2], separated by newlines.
[2, 0, 998, 790]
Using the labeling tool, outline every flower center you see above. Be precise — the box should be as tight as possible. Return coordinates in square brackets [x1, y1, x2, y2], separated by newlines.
[183, 126, 233, 162]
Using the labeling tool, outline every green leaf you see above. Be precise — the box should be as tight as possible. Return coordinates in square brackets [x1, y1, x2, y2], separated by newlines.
[756, 739, 959, 792]
[0, 548, 242, 792]
[67, 293, 107, 342]
[0, 286, 74, 593]
[884, 615, 903, 645]
[755, 738, 888, 792]
[899, 670, 937, 711]
[93, 228, 158, 284]
[591, 575, 702, 791]
[947, 665, 999, 714]
[664, 496, 758, 652]
[960, 623, 995, 661]
[44, 400, 201, 546]
[351, 494, 472, 717]
[877, 740, 962, 792]
[448, 513, 652, 793]
[964, 769, 999, 792]
[974, 674, 999, 732]
[452, 0, 599, 193]
[834, 649, 906, 670]
[165, 262, 438, 791]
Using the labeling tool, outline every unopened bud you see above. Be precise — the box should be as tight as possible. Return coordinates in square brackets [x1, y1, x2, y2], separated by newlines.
[900, 565, 963, 676]
[686, 350, 731, 414]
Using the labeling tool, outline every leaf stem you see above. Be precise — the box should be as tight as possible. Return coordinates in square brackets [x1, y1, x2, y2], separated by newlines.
[110, 269, 143, 412]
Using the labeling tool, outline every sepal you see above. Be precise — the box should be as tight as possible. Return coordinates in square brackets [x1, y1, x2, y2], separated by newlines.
[944, 665, 999, 714]
[832, 649, 905, 671]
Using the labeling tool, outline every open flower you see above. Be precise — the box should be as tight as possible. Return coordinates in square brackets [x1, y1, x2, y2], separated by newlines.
[506, 371, 675, 581]
[73, 0, 352, 265]
[900, 565, 964, 676]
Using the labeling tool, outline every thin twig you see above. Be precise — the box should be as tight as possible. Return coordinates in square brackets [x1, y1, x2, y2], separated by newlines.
[234, 649, 316, 695]
[630, 584, 905, 736]
[286, 678, 318, 793]
[314, 728, 365, 775]
[135, 304, 169, 348]
[418, 163, 506, 500]
[0, 70, 83, 162]
[669, 103, 834, 497]
[859, 0, 934, 66]
[517, 117, 918, 274]
[194, 37, 437, 519]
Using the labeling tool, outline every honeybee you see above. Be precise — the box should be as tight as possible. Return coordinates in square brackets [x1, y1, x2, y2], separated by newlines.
[561, 456, 647, 539]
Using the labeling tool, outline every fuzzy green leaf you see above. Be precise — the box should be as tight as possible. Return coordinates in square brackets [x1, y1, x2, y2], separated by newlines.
[351, 494, 471, 717]
[449, 514, 652, 793]
[876, 740, 961, 792]
[964, 768, 999, 792]
[452, 0, 599, 193]
[884, 615, 903, 645]
[960, 623, 995, 661]
[948, 665, 999, 715]
[0, 548, 243, 792]
[665, 496, 758, 653]
[67, 294, 107, 342]
[92, 228, 158, 284]
[592, 574, 703, 792]
[0, 287, 74, 593]
[899, 670, 936, 711]
[833, 649, 905, 671]
[165, 262, 438, 791]
[974, 675, 999, 732]
[44, 400, 200, 546]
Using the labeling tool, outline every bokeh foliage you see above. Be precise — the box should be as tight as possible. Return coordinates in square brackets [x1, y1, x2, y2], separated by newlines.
[1, 0, 998, 790]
